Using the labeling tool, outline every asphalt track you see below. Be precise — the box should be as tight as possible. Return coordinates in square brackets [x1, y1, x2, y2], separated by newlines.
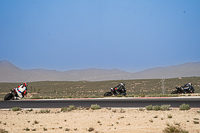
[0, 97, 200, 109]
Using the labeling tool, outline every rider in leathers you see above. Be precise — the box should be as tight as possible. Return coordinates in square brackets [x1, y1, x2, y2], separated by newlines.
[114, 82, 126, 95]
[14, 82, 28, 99]
[186, 82, 195, 93]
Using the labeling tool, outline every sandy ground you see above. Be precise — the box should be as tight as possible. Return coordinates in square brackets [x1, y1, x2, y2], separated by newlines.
[0, 108, 200, 133]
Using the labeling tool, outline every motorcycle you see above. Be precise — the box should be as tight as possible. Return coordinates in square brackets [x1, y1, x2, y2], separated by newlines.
[171, 85, 194, 94]
[104, 88, 126, 97]
[4, 88, 19, 101]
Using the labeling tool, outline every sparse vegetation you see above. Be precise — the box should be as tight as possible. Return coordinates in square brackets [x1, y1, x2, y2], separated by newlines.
[61, 105, 76, 112]
[0, 108, 199, 132]
[43, 127, 47, 131]
[179, 103, 190, 110]
[12, 107, 21, 111]
[152, 105, 161, 111]
[149, 119, 153, 122]
[91, 104, 101, 110]
[34, 120, 39, 124]
[163, 124, 189, 133]
[193, 121, 199, 124]
[88, 127, 94, 132]
[0, 77, 199, 99]
[139, 108, 144, 111]
[40, 109, 50, 113]
[24, 127, 30, 131]
[61, 107, 68, 112]
[0, 129, 8, 133]
[65, 128, 70, 131]
[68, 105, 75, 111]
[154, 115, 158, 118]
[145, 105, 153, 110]
[27, 108, 33, 112]
[168, 114, 172, 118]
[161, 104, 171, 111]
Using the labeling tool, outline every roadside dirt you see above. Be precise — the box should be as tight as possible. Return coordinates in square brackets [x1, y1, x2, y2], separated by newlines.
[0, 108, 200, 133]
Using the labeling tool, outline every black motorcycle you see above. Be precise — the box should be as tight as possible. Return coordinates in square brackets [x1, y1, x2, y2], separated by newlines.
[104, 88, 126, 97]
[171, 85, 194, 94]
[4, 88, 19, 101]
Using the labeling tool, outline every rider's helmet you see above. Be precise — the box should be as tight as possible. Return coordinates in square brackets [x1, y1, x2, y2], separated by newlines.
[188, 82, 192, 86]
[121, 82, 125, 86]
[23, 82, 28, 87]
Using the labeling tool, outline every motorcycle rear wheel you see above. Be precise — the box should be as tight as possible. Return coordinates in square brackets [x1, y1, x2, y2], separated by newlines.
[104, 92, 113, 97]
[4, 93, 14, 101]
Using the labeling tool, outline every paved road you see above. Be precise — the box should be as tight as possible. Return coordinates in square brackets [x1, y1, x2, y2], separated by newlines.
[0, 97, 200, 109]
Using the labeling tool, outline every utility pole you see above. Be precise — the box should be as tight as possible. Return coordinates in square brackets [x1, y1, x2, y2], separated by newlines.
[162, 78, 165, 95]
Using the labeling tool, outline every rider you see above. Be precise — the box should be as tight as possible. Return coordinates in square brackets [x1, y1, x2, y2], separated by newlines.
[183, 82, 195, 93]
[114, 82, 126, 95]
[187, 82, 195, 93]
[14, 82, 28, 99]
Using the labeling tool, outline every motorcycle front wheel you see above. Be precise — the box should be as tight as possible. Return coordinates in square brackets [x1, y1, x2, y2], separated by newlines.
[104, 92, 113, 97]
[4, 93, 14, 101]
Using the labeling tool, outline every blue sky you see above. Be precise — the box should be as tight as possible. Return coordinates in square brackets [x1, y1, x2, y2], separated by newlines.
[0, 0, 200, 72]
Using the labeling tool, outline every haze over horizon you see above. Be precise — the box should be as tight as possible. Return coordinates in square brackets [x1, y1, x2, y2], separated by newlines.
[0, 0, 200, 73]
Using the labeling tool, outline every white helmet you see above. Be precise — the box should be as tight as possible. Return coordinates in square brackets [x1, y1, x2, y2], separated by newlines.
[121, 82, 125, 86]
[188, 82, 192, 86]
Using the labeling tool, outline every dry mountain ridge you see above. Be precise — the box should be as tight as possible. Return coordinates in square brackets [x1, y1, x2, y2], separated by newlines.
[0, 60, 200, 82]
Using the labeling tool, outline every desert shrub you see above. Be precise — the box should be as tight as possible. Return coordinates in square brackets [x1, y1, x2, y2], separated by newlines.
[65, 128, 70, 131]
[91, 104, 101, 110]
[85, 107, 90, 110]
[12, 107, 21, 111]
[179, 103, 190, 110]
[168, 114, 172, 118]
[61, 107, 68, 112]
[154, 115, 158, 118]
[112, 109, 116, 113]
[126, 94, 135, 97]
[163, 124, 189, 133]
[193, 121, 199, 124]
[43, 127, 47, 131]
[145, 105, 153, 110]
[40, 110, 50, 113]
[139, 108, 144, 111]
[139, 93, 145, 97]
[43, 96, 51, 99]
[161, 104, 171, 111]
[24, 127, 30, 131]
[88, 127, 94, 132]
[69, 105, 75, 110]
[27, 108, 33, 112]
[34, 120, 39, 124]
[149, 119, 153, 122]
[0, 129, 8, 133]
[152, 105, 161, 111]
